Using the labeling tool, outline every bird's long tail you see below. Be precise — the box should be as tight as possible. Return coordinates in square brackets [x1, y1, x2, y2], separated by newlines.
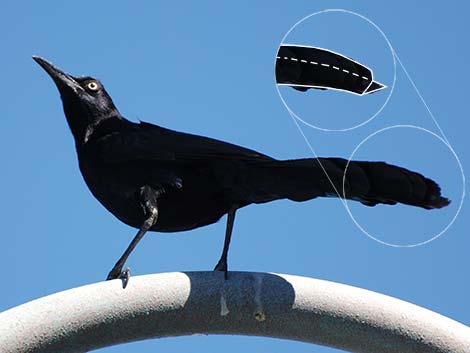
[247, 158, 450, 209]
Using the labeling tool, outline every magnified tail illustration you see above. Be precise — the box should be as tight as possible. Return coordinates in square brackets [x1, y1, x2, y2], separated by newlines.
[276, 44, 386, 95]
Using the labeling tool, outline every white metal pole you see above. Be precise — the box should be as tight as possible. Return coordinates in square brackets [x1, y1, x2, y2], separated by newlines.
[0, 272, 469, 353]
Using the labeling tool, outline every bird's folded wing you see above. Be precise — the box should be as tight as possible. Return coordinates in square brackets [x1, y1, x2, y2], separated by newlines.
[96, 121, 274, 164]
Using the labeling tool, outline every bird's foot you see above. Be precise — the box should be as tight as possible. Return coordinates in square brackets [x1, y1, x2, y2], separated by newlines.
[106, 267, 131, 288]
[213, 260, 229, 280]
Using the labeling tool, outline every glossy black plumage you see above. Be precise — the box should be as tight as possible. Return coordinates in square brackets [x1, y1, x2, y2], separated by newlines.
[33, 56, 450, 282]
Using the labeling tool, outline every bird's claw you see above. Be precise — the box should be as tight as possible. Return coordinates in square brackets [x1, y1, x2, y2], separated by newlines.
[106, 267, 131, 288]
[213, 261, 229, 280]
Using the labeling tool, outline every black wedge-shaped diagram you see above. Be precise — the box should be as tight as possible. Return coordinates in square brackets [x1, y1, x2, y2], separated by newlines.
[276, 44, 386, 96]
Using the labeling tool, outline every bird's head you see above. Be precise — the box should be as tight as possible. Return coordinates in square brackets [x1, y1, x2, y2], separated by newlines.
[33, 56, 122, 144]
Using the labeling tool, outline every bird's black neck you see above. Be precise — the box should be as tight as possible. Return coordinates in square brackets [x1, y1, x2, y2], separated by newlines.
[76, 113, 131, 148]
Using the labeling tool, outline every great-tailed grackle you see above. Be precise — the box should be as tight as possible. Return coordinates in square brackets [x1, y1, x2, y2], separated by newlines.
[33, 56, 450, 283]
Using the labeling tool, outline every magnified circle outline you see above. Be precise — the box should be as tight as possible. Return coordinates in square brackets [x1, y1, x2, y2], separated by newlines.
[275, 8, 397, 132]
[342, 124, 465, 247]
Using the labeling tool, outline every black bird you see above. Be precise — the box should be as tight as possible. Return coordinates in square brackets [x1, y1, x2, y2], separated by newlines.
[33, 56, 450, 283]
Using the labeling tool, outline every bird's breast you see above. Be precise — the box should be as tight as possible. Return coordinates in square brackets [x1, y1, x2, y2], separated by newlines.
[77, 155, 234, 232]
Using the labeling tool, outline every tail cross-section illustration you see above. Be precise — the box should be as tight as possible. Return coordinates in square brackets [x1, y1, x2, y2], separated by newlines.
[276, 44, 386, 95]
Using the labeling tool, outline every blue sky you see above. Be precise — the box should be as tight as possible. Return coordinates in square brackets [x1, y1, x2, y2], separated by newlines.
[1, 1, 468, 352]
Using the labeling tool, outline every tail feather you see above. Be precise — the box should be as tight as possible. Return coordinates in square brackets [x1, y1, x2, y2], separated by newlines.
[246, 158, 450, 209]
[350, 161, 449, 209]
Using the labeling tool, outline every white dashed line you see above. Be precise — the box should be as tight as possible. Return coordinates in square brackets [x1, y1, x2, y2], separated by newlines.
[277, 56, 369, 81]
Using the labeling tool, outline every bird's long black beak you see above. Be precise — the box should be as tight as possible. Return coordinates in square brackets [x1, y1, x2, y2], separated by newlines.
[32, 56, 83, 94]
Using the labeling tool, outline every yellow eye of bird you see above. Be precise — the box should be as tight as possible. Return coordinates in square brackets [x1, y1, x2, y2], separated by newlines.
[87, 82, 99, 91]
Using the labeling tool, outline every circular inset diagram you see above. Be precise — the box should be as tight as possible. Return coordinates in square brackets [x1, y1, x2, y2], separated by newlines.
[342, 125, 465, 247]
[275, 9, 396, 131]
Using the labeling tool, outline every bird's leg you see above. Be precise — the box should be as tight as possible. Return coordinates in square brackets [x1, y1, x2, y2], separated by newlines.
[214, 207, 237, 279]
[106, 186, 159, 286]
